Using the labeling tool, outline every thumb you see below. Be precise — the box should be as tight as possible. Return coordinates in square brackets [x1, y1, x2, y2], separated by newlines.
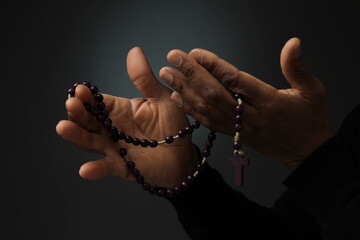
[126, 47, 171, 98]
[280, 37, 321, 92]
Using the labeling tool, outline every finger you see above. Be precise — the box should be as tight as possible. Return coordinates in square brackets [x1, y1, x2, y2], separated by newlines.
[280, 37, 324, 93]
[69, 84, 102, 132]
[73, 84, 96, 106]
[79, 160, 109, 180]
[166, 49, 234, 102]
[188, 48, 276, 106]
[164, 50, 236, 110]
[79, 157, 126, 180]
[160, 65, 235, 107]
[126, 47, 171, 98]
[56, 120, 107, 154]
[161, 66, 237, 124]
[66, 97, 102, 133]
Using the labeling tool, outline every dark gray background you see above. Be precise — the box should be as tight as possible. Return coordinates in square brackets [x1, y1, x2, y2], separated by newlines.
[5, 0, 359, 239]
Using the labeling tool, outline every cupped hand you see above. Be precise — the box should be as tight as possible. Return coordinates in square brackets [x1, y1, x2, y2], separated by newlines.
[56, 47, 198, 188]
[160, 38, 333, 170]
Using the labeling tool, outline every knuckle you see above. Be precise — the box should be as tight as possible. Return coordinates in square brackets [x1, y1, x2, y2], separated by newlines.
[175, 82, 184, 93]
[203, 87, 220, 102]
[133, 74, 151, 87]
[181, 63, 197, 82]
[221, 71, 241, 91]
[207, 61, 216, 74]
[195, 102, 209, 116]
[182, 103, 194, 116]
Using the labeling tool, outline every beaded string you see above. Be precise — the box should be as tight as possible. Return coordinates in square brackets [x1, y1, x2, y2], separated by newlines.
[67, 81, 217, 198]
[229, 93, 249, 186]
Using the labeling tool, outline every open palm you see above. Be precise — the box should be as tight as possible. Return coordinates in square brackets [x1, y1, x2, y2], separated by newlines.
[56, 47, 198, 188]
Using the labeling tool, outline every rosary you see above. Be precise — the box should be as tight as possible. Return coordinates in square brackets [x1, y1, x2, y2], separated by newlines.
[68, 82, 249, 198]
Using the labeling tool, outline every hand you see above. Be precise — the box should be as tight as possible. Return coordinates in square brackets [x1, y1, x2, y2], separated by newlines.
[159, 38, 333, 170]
[56, 47, 198, 188]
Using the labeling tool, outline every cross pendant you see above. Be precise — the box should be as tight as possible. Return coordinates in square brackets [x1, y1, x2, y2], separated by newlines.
[229, 154, 249, 186]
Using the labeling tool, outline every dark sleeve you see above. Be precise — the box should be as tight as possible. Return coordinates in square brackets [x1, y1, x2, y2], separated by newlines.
[168, 103, 360, 240]
[282, 103, 360, 239]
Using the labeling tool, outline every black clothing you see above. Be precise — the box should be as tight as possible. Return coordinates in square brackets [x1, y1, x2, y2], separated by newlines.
[169, 104, 360, 240]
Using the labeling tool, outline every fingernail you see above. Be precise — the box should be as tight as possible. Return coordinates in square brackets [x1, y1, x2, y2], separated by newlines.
[162, 71, 173, 86]
[169, 53, 183, 67]
[173, 93, 183, 107]
[190, 50, 203, 64]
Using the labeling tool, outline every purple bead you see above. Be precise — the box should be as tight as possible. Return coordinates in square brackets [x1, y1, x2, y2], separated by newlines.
[83, 103, 92, 112]
[131, 169, 140, 178]
[178, 130, 186, 138]
[142, 182, 150, 191]
[136, 175, 144, 184]
[90, 86, 98, 94]
[110, 126, 118, 136]
[208, 132, 216, 141]
[235, 124, 242, 132]
[157, 189, 165, 197]
[126, 161, 135, 169]
[125, 135, 134, 143]
[186, 175, 194, 184]
[109, 127, 119, 142]
[174, 186, 181, 194]
[191, 121, 201, 129]
[166, 189, 174, 198]
[165, 136, 174, 144]
[82, 81, 91, 88]
[149, 140, 158, 148]
[203, 149, 211, 157]
[91, 108, 101, 116]
[96, 114, 106, 123]
[73, 82, 80, 88]
[181, 181, 189, 190]
[235, 115, 242, 123]
[133, 138, 141, 146]
[149, 187, 157, 195]
[94, 93, 103, 102]
[233, 141, 242, 150]
[205, 140, 213, 149]
[103, 118, 112, 130]
[140, 139, 149, 147]
[102, 110, 108, 117]
[119, 148, 127, 156]
[97, 102, 105, 111]
[68, 88, 75, 96]
[118, 131, 125, 140]
[185, 126, 193, 134]
[236, 105, 244, 114]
